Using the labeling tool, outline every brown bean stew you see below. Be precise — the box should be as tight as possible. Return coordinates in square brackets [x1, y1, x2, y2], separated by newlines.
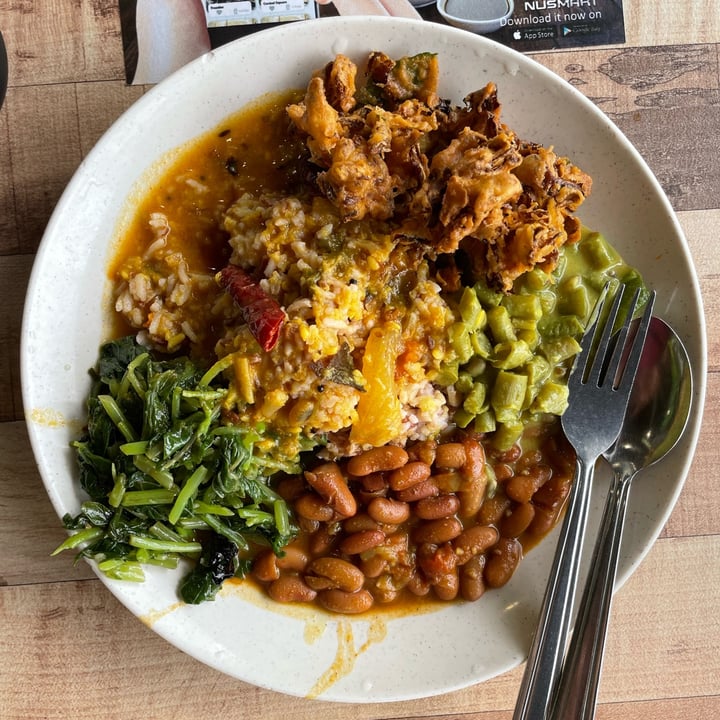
[253, 426, 574, 613]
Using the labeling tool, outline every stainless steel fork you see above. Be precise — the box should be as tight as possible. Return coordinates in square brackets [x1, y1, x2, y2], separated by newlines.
[512, 284, 656, 720]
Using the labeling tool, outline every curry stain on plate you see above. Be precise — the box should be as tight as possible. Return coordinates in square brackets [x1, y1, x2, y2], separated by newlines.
[223, 578, 391, 694]
[139, 601, 184, 627]
[28, 407, 83, 433]
[222, 575, 448, 693]
[306, 617, 388, 699]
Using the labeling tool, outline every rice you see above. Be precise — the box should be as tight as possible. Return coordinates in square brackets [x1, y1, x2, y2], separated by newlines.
[114, 192, 460, 458]
[219, 192, 457, 455]
[114, 212, 221, 354]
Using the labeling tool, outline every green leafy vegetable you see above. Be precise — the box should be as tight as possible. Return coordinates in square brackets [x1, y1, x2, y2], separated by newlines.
[55, 337, 298, 603]
[310, 342, 365, 392]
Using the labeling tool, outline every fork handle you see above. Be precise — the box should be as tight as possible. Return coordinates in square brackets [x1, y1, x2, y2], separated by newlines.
[549, 467, 635, 720]
[512, 455, 596, 720]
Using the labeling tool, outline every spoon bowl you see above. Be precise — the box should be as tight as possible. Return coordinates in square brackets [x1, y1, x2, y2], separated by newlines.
[606, 317, 693, 473]
[551, 317, 693, 720]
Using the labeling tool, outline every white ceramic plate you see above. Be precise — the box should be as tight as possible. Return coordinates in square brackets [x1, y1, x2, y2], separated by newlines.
[21, 17, 706, 703]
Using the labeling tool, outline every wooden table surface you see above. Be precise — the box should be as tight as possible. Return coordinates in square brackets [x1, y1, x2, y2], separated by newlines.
[1, 2, 718, 718]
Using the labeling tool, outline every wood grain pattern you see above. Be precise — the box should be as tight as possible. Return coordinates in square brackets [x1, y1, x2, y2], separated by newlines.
[1, 536, 718, 719]
[624, 1, 720, 47]
[0, 421, 96, 585]
[2, 0, 125, 87]
[0, 2, 718, 719]
[5, 83, 83, 253]
[0, 104, 17, 254]
[0, 256, 31, 422]
[534, 44, 720, 212]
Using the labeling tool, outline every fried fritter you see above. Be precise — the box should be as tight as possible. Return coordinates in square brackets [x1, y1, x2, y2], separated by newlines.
[287, 52, 592, 293]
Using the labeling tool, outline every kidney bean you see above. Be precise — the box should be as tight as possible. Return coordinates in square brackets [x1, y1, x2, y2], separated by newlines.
[359, 554, 387, 578]
[477, 492, 512, 526]
[435, 442, 466, 468]
[415, 493, 460, 520]
[346, 446, 409, 476]
[458, 437, 487, 517]
[458, 475, 487, 519]
[459, 554, 486, 602]
[500, 502, 536, 538]
[371, 574, 401, 604]
[526, 504, 559, 538]
[294, 492, 335, 522]
[305, 557, 365, 593]
[360, 472, 387, 493]
[458, 478, 487, 520]
[342, 512, 381, 534]
[318, 588, 374, 614]
[261, 428, 578, 614]
[339, 529, 386, 555]
[367, 496, 410, 525]
[276, 544, 309, 572]
[308, 524, 337, 556]
[252, 549, 280, 582]
[413, 517, 463, 545]
[505, 465, 552, 504]
[493, 463, 514, 482]
[461, 437, 485, 478]
[407, 439, 437, 466]
[268, 575, 317, 603]
[493, 443, 522, 464]
[297, 516, 320, 534]
[433, 568, 459, 601]
[275, 475, 305, 502]
[304, 462, 357, 517]
[484, 537, 522, 588]
[406, 571, 431, 597]
[394, 479, 440, 502]
[452, 524, 499, 564]
[532, 473, 572, 510]
[388, 461, 432, 491]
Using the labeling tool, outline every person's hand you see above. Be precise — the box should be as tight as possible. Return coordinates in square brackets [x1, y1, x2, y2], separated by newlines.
[133, 0, 211, 84]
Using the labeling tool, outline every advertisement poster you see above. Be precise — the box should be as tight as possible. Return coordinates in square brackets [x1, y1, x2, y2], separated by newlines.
[120, 0, 625, 85]
[479, 0, 625, 52]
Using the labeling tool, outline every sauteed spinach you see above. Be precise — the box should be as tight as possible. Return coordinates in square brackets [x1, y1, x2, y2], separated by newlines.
[53, 336, 298, 603]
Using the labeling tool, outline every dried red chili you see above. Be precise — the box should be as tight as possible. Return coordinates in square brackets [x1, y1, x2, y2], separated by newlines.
[216, 265, 285, 352]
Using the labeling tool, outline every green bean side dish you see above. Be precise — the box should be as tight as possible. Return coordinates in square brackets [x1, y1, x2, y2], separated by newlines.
[54, 227, 648, 605]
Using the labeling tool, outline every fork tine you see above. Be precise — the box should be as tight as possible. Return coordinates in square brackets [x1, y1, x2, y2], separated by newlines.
[569, 283, 612, 385]
[616, 289, 656, 392]
[586, 284, 626, 387]
[601, 287, 642, 388]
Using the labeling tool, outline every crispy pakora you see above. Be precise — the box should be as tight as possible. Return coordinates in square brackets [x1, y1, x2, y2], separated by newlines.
[287, 52, 592, 292]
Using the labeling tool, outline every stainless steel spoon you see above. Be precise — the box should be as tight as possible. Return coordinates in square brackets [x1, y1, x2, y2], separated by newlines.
[550, 316, 693, 720]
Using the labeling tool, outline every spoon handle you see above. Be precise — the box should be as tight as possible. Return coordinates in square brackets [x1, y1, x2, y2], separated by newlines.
[550, 468, 634, 720]
[512, 455, 596, 720]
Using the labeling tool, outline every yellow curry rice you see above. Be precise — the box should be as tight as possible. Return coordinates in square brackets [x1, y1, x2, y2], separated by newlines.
[116, 191, 458, 458]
